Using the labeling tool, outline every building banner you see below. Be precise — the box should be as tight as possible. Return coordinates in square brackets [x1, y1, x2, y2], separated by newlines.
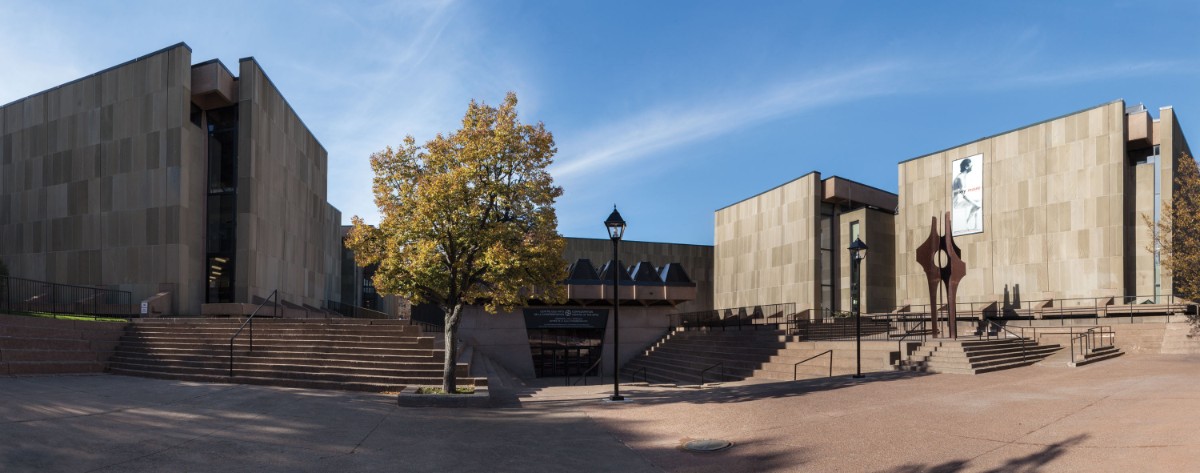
[951, 154, 984, 236]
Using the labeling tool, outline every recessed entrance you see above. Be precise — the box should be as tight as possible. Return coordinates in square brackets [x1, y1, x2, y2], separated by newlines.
[528, 328, 604, 377]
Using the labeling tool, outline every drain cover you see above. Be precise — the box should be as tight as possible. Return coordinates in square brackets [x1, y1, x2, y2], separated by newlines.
[682, 439, 733, 452]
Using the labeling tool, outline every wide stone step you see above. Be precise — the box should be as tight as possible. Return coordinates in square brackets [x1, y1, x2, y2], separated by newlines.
[647, 343, 783, 358]
[0, 336, 92, 351]
[5, 360, 106, 374]
[631, 351, 765, 372]
[115, 338, 435, 351]
[1067, 347, 1124, 367]
[621, 361, 730, 385]
[107, 359, 463, 385]
[623, 357, 749, 382]
[109, 354, 462, 377]
[114, 345, 440, 361]
[1, 349, 101, 362]
[121, 333, 429, 345]
[108, 367, 413, 392]
[128, 325, 419, 334]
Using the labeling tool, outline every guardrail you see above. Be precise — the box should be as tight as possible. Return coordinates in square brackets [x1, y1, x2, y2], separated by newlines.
[673, 303, 796, 332]
[567, 357, 604, 386]
[0, 275, 135, 319]
[325, 300, 392, 319]
[886, 294, 1191, 324]
[228, 290, 278, 377]
[793, 350, 833, 380]
[699, 361, 725, 385]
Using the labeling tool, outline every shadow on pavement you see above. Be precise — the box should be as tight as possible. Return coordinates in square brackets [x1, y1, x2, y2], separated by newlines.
[883, 434, 1089, 473]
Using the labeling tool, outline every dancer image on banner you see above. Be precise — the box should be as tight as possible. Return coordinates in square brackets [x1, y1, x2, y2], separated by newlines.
[951, 155, 983, 235]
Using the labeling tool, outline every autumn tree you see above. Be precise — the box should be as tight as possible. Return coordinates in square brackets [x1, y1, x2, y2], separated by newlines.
[346, 92, 566, 392]
[1146, 152, 1200, 334]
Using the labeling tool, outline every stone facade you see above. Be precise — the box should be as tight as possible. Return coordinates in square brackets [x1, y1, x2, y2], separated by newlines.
[714, 173, 897, 315]
[0, 43, 343, 314]
[896, 100, 1191, 308]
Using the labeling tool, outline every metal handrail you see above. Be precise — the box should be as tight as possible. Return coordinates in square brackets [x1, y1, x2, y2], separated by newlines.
[982, 319, 1027, 362]
[567, 356, 604, 386]
[228, 290, 278, 377]
[628, 366, 648, 384]
[894, 320, 927, 364]
[793, 350, 833, 380]
[1068, 332, 1088, 364]
[699, 362, 724, 385]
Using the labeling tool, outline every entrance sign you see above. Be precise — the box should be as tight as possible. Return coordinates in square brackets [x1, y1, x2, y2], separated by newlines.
[523, 308, 609, 329]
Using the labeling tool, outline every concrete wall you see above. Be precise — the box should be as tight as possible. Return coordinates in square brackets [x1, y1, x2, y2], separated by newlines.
[235, 58, 342, 309]
[838, 207, 896, 313]
[563, 237, 713, 313]
[456, 304, 674, 379]
[0, 44, 208, 314]
[0, 313, 126, 374]
[715, 172, 821, 311]
[896, 101, 1130, 306]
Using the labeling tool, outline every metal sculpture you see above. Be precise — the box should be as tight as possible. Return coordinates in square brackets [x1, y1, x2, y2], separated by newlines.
[914, 212, 967, 338]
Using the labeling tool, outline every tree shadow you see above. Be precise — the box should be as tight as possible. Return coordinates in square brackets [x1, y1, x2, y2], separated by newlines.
[882, 434, 1088, 473]
[493, 369, 936, 408]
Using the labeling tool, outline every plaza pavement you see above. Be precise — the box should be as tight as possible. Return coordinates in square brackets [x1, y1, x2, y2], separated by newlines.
[2, 354, 1200, 472]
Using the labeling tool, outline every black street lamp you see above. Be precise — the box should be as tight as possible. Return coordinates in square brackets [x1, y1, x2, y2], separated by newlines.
[604, 206, 627, 401]
[849, 237, 869, 379]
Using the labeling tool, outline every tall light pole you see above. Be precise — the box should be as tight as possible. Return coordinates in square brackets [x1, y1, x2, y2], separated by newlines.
[604, 206, 626, 402]
[849, 237, 869, 379]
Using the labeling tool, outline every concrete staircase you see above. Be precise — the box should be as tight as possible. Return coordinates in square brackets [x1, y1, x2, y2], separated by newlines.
[0, 314, 126, 375]
[751, 341, 909, 381]
[108, 318, 483, 392]
[897, 338, 1061, 374]
[792, 319, 893, 340]
[1066, 345, 1123, 367]
[1160, 321, 1200, 355]
[621, 328, 787, 385]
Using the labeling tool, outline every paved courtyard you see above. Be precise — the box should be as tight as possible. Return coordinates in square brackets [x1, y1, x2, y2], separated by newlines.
[2, 354, 1200, 472]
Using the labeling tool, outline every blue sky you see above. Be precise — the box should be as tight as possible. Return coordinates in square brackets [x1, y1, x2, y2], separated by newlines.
[2, 1, 1197, 245]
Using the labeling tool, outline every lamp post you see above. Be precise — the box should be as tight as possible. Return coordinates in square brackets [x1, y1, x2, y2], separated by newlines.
[849, 237, 868, 379]
[604, 206, 627, 401]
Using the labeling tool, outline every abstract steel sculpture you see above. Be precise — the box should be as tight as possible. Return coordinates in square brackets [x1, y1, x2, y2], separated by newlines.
[914, 212, 967, 338]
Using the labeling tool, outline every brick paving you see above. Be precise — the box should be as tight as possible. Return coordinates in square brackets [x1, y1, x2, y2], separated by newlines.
[2, 354, 1199, 472]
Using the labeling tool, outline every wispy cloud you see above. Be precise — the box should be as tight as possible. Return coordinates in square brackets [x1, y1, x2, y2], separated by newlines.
[552, 61, 907, 182]
[1000, 60, 1190, 88]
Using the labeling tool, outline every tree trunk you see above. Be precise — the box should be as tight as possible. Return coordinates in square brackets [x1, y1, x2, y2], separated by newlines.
[442, 303, 463, 393]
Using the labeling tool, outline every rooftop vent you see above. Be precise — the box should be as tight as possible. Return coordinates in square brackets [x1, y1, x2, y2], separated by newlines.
[1125, 103, 1148, 115]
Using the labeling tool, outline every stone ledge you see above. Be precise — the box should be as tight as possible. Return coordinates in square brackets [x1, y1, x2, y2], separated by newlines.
[396, 386, 491, 408]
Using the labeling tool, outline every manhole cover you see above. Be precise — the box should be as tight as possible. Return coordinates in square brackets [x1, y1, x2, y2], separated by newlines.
[682, 439, 733, 452]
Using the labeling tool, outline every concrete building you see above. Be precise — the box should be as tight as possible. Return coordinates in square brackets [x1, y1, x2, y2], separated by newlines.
[0, 43, 343, 315]
[714, 173, 898, 317]
[714, 100, 1192, 317]
[895, 100, 1191, 309]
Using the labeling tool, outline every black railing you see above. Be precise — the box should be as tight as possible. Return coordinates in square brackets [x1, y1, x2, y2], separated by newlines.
[228, 290, 278, 377]
[980, 319, 1027, 363]
[410, 319, 443, 334]
[0, 275, 135, 319]
[628, 366, 648, 384]
[699, 361, 725, 385]
[886, 294, 1190, 325]
[894, 320, 928, 365]
[325, 300, 391, 319]
[567, 357, 604, 386]
[793, 350, 833, 380]
[674, 303, 796, 332]
[788, 313, 911, 341]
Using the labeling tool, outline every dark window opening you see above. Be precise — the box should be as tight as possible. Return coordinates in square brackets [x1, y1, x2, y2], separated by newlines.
[205, 105, 238, 303]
